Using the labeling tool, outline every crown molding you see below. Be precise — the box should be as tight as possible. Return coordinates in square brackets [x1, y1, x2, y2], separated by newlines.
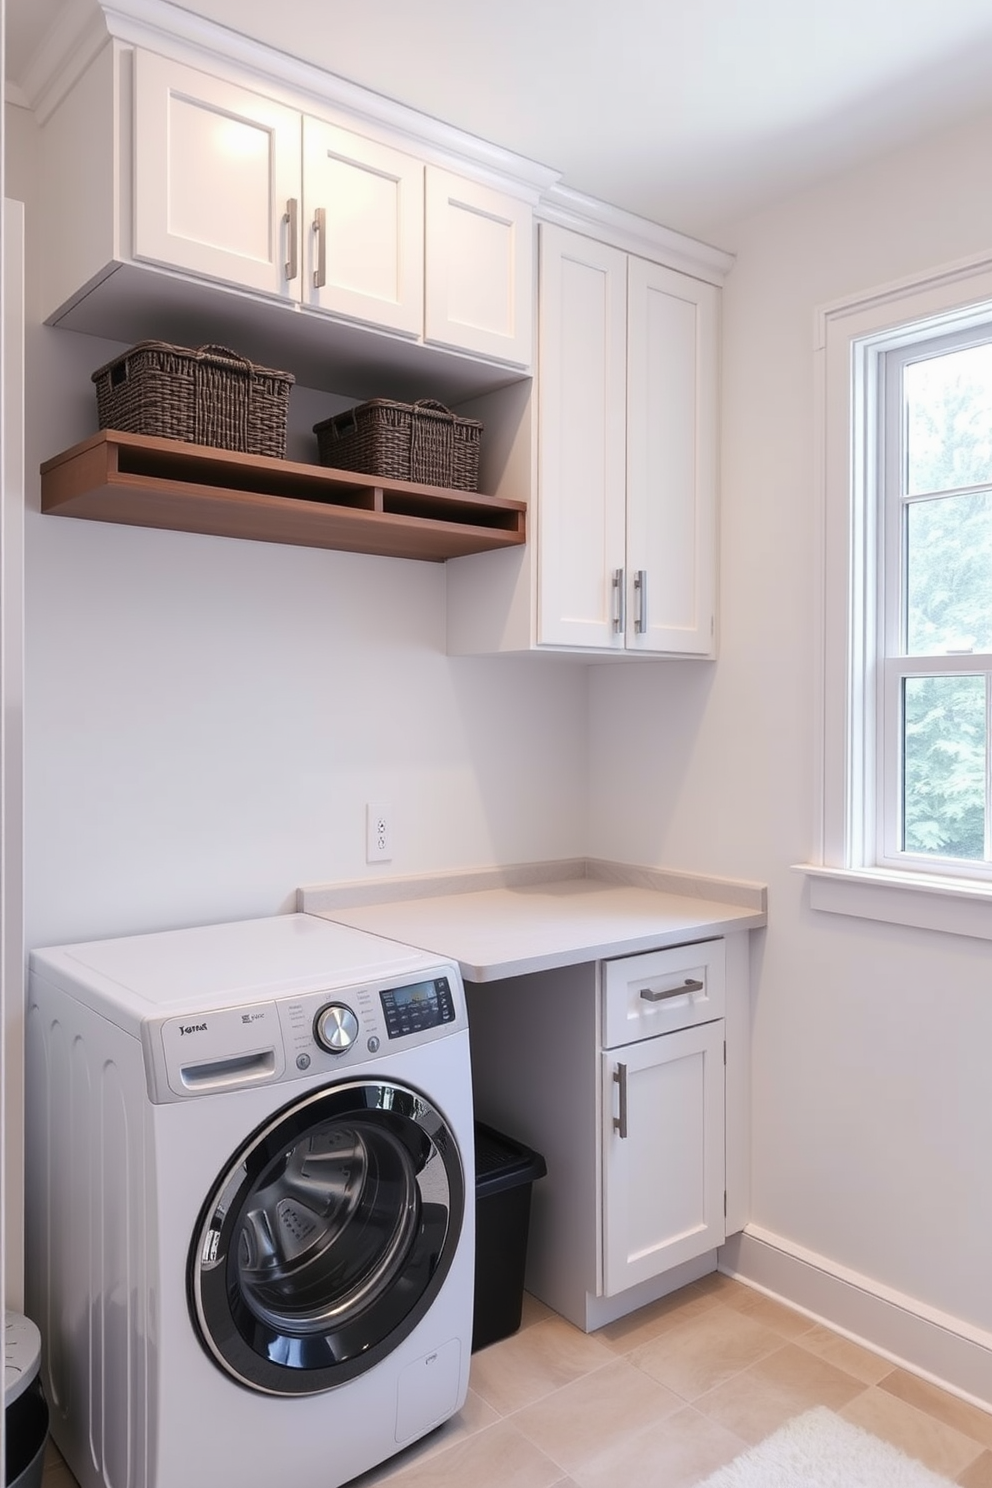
[538, 183, 735, 284]
[23, 0, 561, 199]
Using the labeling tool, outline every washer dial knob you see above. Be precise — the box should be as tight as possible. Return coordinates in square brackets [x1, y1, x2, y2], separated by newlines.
[313, 1002, 360, 1054]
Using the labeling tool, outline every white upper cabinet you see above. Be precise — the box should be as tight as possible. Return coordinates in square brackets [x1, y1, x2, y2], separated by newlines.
[424, 170, 532, 367]
[625, 256, 718, 656]
[133, 51, 302, 298]
[537, 230, 628, 649]
[536, 223, 718, 657]
[42, 45, 535, 374]
[302, 119, 424, 336]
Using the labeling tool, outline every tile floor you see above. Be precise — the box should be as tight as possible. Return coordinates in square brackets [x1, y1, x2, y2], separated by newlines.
[42, 1275, 992, 1488]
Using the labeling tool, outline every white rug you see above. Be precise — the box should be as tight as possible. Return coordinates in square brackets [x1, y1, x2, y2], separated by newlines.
[696, 1406, 958, 1487]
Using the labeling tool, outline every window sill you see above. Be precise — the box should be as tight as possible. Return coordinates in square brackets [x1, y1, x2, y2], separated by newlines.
[795, 863, 992, 941]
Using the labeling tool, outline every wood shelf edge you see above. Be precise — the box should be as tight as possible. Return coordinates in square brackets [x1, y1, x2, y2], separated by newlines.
[40, 429, 527, 561]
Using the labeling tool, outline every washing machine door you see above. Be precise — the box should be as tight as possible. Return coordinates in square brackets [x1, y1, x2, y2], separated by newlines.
[188, 1078, 465, 1395]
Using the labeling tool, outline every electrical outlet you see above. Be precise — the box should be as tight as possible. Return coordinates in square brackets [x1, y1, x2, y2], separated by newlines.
[366, 802, 392, 863]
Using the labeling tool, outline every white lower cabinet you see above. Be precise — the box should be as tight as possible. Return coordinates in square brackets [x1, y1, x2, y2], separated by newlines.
[601, 1020, 726, 1296]
[465, 934, 746, 1332]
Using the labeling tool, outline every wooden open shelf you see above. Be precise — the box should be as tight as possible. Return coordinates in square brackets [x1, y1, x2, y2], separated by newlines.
[40, 430, 527, 563]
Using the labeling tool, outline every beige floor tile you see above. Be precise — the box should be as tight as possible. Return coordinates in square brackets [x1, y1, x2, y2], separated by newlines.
[715, 1285, 817, 1342]
[569, 1404, 745, 1488]
[841, 1385, 985, 1479]
[879, 1369, 992, 1452]
[521, 1293, 556, 1329]
[384, 1419, 562, 1488]
[691, 1273, 752, 1302]
[958, 1449, 992, 1487]
[691, 1366, 814, 1446]
[628, 1301, 784, 1401]
[744, 1342, 871, 1410]
[794, 1322, 895, 1384]
[513, 1357, 684, 1473]
[470, 1315, 616, 1415]
[692, 1341, 868, 1446]
[596, 1283, 724, 1355]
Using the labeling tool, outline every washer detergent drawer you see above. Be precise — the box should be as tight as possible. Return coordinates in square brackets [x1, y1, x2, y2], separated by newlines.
[602, 939, 725, 1049]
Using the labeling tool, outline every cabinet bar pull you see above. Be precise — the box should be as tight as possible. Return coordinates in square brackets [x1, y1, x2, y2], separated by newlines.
[284, 198, 299, 282]
[634, 569, 647, 633]
[612, 568, 625, 634]
[613, 1062, 628, 1138]
[313, 206, 327, 289]
[640, 978, 704, 1002]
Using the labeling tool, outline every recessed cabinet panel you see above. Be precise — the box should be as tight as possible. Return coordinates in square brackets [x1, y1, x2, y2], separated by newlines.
[133, 51, 301, 296]
[303, 119, 423, 335]
[601, 1020, 725, 1296]
[538, 228, 627, 648]
[425, 169, 533, 366]
[626, 257, 718, 655]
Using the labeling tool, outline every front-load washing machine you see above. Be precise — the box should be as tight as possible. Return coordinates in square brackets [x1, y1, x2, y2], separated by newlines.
[24, 912, 475, 1488]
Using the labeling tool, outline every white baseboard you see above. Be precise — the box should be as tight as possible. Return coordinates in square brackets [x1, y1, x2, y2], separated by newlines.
[719, 1226, 992, 1414]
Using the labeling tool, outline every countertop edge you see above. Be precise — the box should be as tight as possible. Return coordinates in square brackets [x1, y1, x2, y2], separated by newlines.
[298, 858, 767, 916]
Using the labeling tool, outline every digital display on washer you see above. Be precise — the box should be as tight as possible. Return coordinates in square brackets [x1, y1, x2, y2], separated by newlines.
[380, 977, 454, 1039]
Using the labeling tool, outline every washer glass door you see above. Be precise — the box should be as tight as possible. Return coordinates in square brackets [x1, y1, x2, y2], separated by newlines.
[189, 1079, 464, 1395]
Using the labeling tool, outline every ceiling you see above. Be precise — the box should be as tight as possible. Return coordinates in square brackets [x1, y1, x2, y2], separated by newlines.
[7, 0, 992, 241]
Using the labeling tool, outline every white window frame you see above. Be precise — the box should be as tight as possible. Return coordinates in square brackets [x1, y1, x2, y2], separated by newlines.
[803, 251, 992, 940]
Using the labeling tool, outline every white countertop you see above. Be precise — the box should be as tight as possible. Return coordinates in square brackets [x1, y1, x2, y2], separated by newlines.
[299, 861, 767, 982]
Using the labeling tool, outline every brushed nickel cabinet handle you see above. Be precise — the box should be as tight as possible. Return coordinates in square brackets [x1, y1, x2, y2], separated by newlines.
[640, 978, 704, 1003]
[313, 206, 327, 289]
[634, 569, 647, 633]
[613, 1062, 628, 1138]
[613, 568, 626, 634]
[284, 198, 299, 281]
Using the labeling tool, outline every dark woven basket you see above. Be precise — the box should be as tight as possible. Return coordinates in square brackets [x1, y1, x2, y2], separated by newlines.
[313, 398, 482, 491]
[91, 342, 295, 458]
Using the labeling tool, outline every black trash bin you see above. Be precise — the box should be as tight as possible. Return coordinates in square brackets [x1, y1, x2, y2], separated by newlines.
[5, 1314, 48, 1488]
[473, 1122, 547, 1351]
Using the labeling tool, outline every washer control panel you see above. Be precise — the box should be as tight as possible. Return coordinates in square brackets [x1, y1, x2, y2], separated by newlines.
[145, 959, 466, 1102]
[380, 976, 456, 1039]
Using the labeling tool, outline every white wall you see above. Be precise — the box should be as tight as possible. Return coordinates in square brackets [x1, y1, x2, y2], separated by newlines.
[588, 109, 992, 1347]
[5, 104, 588, 954]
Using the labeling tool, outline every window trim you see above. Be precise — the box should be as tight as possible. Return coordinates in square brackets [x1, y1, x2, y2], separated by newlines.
[801, 250, 992, 939]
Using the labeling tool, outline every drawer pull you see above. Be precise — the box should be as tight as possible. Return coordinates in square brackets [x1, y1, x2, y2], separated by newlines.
[640, 978, 704, 1003]
[613, 1062, 628, 1139]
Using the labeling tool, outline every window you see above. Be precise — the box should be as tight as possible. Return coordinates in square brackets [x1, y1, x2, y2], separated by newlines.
[806, 254, 992, 938]
[879, 330, 992, 875]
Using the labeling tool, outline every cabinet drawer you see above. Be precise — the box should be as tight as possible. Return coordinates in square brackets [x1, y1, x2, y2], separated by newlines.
[602, 939, 725, 1048]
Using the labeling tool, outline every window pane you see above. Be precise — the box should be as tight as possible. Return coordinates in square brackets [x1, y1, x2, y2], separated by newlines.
[906, 491, 992, 654]
[902, 674, 986, 859]
[905, 343, 992, 495]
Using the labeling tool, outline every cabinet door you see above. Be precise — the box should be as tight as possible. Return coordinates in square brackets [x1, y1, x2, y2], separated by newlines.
[303, 119, 424, 336]
[133, 52, 302, 298]
[601, 1020, 725, 1296]
[425, 170, 533, 367]
[537, 225, 627, 649]
[626, 257, 719, 656]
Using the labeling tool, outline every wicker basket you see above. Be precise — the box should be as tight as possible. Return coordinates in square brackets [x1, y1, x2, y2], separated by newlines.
[91, 342, 295, 458]
[313, 398, 482, 491]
